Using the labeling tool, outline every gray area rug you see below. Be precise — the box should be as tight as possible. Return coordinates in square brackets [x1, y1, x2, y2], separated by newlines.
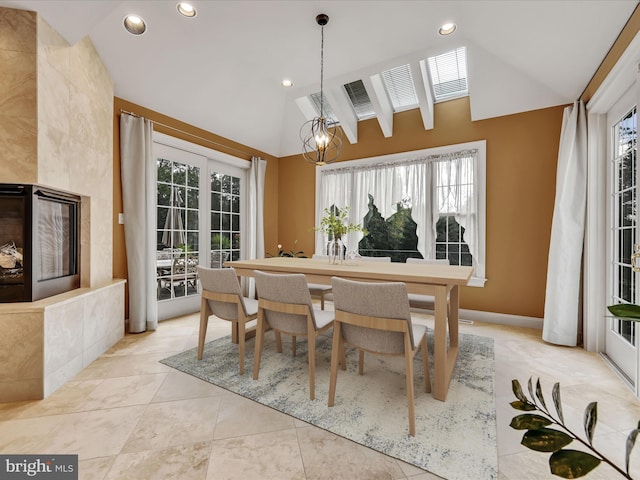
[160, 330, 497, 480]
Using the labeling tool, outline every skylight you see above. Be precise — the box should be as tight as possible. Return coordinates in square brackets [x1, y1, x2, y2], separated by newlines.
[427, 47, 468, 102]
[343, 80, 375, 120]
[310, 92, 339, 125]
[381, 64, 419, 111]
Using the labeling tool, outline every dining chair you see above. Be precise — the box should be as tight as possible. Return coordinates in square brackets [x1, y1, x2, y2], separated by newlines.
[308, 254, 332, 310]
[328, 276, 431, 436]
[406, 258, 450, 311]
[253, 270, 337, 400]
[197, 266, 258, 375]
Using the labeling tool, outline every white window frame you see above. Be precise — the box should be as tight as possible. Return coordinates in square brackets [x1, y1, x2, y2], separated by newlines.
[153, 132, 249, 321]
[315, 140, 486, 286]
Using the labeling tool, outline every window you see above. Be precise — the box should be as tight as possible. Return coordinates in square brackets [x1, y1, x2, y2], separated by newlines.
[343, 80, 375, 120]
[316, 141, 486, 286]
[381, 64, 419, 111]
[210, 171, 242, 267]
[310, 91, 339, 124]
[427, 47, 468, 102]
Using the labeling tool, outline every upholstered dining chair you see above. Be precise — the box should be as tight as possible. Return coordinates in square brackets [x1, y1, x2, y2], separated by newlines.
[197, 266, 258, 375]
[253, 270, 336, 400]
[307, 254, 332, 310]
[405, 258, 450, 311]
[329, 276, 431, 436]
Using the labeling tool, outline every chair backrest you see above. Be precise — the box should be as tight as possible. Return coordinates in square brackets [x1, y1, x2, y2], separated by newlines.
[359, 256, 391, 263]
[331, 276, 414, 354]
[197, 266, 247, 320]
[406, 257, 450, 265]
[254, 270, 316, 333]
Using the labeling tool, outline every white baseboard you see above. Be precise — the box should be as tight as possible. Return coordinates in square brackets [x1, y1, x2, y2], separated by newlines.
[411, 306, 544, 329]
[459, 309, 543, 329]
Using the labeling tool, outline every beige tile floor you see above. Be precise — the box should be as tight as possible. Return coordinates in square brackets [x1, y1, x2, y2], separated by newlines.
[1, 309, 640, 480]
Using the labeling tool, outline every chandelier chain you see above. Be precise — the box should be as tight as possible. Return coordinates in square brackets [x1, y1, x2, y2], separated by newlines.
[320, 23, 324, 118]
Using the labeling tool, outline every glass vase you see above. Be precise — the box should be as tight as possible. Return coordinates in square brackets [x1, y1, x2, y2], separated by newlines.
[328, 237, 344, 264]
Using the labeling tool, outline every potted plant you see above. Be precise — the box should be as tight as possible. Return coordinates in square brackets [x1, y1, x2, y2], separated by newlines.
[314, 206, 366, 264]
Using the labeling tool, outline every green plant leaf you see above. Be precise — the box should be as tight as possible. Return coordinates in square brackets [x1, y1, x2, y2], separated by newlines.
[528, 377, 536, 402]
[549, 449, 601, 478]
[510, 400, 536, 411]
[626, 428, 639, 474]
[510, 414, 552, 430]
[607, 303, 640, 320]
[512, 379, 529, 403]
[521, 428, 573, 452]
[536, 378, 548, 410]
[552, 382, 564, 423]
[583, 402, 597, 445]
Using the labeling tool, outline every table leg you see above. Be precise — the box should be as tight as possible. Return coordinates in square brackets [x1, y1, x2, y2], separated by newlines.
[433, 285, 448, 401]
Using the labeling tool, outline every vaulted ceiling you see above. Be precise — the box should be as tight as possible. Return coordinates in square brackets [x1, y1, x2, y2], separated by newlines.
[1, 0, 638, 157]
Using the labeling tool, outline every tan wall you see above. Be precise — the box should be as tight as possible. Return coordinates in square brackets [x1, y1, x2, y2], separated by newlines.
[112, 98, 279, 318]
[0, 7, 114, 288]
[278, 98, 565, 318]
[0, 8, 37, 183]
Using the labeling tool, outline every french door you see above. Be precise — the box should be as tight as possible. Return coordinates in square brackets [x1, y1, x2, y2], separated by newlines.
[154, 137, 247, 321]
[607, 86, 638, 386]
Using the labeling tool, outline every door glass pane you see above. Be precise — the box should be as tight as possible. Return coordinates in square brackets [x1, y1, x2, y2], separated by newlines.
[611, 107, 637, 347]
[157, 158, 200, 301]
[210, 171, 241, 268]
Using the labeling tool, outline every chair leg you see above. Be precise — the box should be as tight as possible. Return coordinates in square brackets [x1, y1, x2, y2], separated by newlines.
[328, 322, 342, 406]
[238, 319, 246, 375]
[197, 299, 210, 360]
[274, 330, 283, 353]
[292, 335, 297, 357]
[340, 341, 347, 371]
[421, 336, 431, 393]
[405, 349, 416, 437]
[320, 292, 325, 310]
[308, 331, 316, 400]
[253, 310, 267, 380]
[358, 350, 365, 375]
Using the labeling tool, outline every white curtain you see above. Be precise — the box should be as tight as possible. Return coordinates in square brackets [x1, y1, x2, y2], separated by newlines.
[434, 153, 481, 273]
[120, 114, 158, 333]
[542, 100, 587, 346]
[317, 152, 480, 266]
[247, 156, 267, 297]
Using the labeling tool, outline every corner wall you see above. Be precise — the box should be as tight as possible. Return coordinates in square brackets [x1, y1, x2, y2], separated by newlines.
[278, 98, 565, 319]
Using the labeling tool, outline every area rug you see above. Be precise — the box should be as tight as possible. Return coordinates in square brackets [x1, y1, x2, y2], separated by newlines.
[160, 330, 497, 480]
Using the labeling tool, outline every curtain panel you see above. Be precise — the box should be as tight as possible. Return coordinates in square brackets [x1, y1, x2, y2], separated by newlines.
[120, 114, 158, 333]
[317, 149, 479, 271]
[542, 100, 587, 346]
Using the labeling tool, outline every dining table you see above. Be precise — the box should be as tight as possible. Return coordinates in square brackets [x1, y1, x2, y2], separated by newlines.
[225, 256, 473, 402]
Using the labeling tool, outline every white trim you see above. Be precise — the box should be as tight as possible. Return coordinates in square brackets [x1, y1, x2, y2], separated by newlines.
[153, 132, 250, 170]
[316, 140, 487, 285]
[411, 306, 543, 329]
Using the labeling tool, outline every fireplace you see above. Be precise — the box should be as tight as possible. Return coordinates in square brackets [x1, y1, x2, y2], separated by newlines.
[0, 184, 81, 302]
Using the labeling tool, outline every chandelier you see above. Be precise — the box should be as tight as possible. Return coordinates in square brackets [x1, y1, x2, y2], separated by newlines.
[300, 14, 342, 166]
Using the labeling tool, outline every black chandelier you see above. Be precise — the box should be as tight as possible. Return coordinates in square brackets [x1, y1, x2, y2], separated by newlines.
[300, 14, 342, 166]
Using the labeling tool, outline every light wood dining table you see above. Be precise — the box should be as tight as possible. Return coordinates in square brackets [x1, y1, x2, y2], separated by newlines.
[225, 257, 473, 401]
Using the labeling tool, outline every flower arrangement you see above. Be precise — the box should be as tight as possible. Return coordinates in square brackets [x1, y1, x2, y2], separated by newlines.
[314, 206, 366, 240]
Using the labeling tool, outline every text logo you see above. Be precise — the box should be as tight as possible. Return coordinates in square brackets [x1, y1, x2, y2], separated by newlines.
[0, 455, 78, 479]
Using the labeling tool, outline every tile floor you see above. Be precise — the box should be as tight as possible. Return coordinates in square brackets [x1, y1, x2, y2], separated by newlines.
[0, 310, 640, 480]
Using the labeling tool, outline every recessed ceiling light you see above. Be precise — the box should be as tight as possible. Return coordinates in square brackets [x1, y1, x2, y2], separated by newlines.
[177, 2, 197, 17]
[281, 79, 294, 87]
[123, 14, 146, 35]
[438, 22, 457, 35]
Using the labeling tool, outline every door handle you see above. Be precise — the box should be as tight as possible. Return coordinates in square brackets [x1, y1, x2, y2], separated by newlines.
[632, 244, 640, 272]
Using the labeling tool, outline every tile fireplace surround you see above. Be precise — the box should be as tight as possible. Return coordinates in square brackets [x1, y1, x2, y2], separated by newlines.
[0, 280, 125, 402]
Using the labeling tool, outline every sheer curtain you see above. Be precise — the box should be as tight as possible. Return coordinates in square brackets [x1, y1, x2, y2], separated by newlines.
[317, 151, 478, 267]
[120, 114, 158, 333]
[434, 152, 481, 273]
[543, 100, 587, 346]
[247, 156, 267, 297]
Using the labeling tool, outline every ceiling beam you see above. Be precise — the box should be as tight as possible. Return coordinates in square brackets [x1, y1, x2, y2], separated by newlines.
[415, 60, 435, 130]
[324, 85, 358, 145]
[364, 74, 393, 137]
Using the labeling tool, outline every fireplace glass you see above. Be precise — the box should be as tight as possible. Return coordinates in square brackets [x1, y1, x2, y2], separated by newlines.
[0, 184, 81, 302]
